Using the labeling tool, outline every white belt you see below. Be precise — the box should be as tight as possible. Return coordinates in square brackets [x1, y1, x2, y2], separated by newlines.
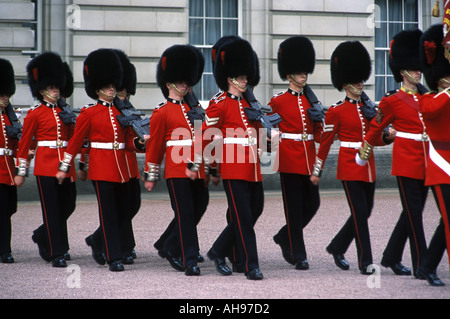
[340, 141, 362, 149]
[90, 142, 125, 150]
[0, 148, 12, 156]
[396, 131, 429, 142]
[429, 141, 450, 176]
[37, 140, 68, 148]
[223, 137, 257, 146]
[281, 133, 314, 141]
[166, 139, 193, 147]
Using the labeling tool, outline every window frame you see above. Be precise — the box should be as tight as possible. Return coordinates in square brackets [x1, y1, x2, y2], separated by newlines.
[188, 0, 242, 105]
[374, 0, 422, 102]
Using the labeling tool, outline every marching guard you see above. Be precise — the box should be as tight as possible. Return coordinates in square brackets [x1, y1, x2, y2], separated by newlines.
[144, 44, 208, 276]
[15, 52, 77, 267]
[56, 48, 144, 271]
[186, 37, 268, 280]
[0, 58, 20, 263]
[269, 36, 322, 269]
[357, 29, 429, 277]
[416, 23, 450, 286]
[311, 41, 385, 274]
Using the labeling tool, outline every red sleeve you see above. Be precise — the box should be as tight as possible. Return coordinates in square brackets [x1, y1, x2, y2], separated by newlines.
[16, 109, 38, 164]
[144, 107, 167, 170]
[420, 91, 450, 120]
[316, 107, 339, 165]
[365, 96, 395, 146]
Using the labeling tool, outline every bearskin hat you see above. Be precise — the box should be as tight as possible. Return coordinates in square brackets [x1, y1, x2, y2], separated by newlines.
[60, 62, 74, 99]
[213, 37, 258, 91]
[330, 41, 371, 91]
[114, 49, 137, 96]
[211, 36, 260, 88]
[389, 29, 423, 82]
[0, 58, 15, 97]
[420, 24, 450, 91]
[83, 48, 123, 100]
[278, 36, 315, 80]
[26, 52, 66, 101]
[156, 44, 204, 98]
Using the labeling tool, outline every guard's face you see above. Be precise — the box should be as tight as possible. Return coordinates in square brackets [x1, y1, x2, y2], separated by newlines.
[46, 85, 60, 98]
[229, 75, 248, 92]
[0, 94, 10, 107]
[439, 76, 450, 89]
[289, 72, 308, 90]
[97, 84, 116, 102]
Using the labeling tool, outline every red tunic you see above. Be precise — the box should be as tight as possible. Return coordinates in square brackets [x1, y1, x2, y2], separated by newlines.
[64, 100, 138, 183]
[0, 110, 18, 185]
[364, 89, 428, 180]
[268, 89, 322, 175]
[16, 102, 76, 180]
[419, 91, 450, 186]
[196, 93, 262, 182]
[317, 97, 382, 182]
[145, 99, 205, 180]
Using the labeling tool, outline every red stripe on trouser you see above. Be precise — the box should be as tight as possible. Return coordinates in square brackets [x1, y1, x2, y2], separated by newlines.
[343, 181, 364, 268]
[280, 175, 294, 262]
[94, 182, 109, 262]
[37, 176, 53, 256]
[227, 180, 249, 273]
[398, 178, 421, 269]
[170, 179, 185, 267]
[434, 185, 450, 267]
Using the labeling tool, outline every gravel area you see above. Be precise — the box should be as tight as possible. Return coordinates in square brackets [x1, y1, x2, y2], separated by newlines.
[1, 188, 448, 302]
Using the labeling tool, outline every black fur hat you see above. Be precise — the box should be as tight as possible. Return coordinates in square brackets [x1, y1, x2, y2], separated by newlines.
[0, 58, 15, 97]
[26, 52, 66, 101]
[156, 44, 203, 98]
[213, 37, 257, 91]
[212, 36, 260, 88]
[278, 36, 315, 80]
[330, 41, 371, 91]
[420, 24, 450, 91]
[114, 49, 137, 96]
[389, 29, 423, 82]
[83, 48, 123, 100]
[61, 62, 74, 98]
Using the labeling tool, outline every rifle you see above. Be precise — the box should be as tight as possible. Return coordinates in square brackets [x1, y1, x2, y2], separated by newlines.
[57, 97, 77, 125]
[360, 91, 377, 120]
[302, 84, 325, 122]
[242, 88, 281, 139]
[4, 102, 22, 139]
[114, 96, 150, 142]
[184, 91, 206, 122]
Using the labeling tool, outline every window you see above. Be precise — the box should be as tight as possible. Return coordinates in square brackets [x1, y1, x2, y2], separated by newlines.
[374, 0, 420, 101]
[189, 0, 239, 102]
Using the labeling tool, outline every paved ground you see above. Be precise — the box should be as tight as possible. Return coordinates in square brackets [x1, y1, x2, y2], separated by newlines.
[1, 188, 449, 302]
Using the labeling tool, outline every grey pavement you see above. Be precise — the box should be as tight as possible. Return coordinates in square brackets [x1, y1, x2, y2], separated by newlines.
[1, 188, 449, 300]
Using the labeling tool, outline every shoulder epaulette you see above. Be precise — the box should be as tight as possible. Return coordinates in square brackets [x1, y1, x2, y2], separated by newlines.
[30, 104, 41, 110]
[82, 103, 96, 109]
[384, 89, 398, 97]
[272, 90, 286, 99]
[210, 91, 224, 101]
[331, 100, 344, 108]
[154, 101, 167, 109]
[214, 96, 226, 104]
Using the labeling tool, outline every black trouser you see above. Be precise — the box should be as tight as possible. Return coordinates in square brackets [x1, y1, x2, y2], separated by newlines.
[217, 180, 264, 274]
[165, 178, 207, 268]
[0, 184, 17, 255]
[121, 177, 141, 255]
[381, 176, 428, 273]
[419, 184, 450, 273]
[274, 173, 320, 263]
[327, 180, 375, 269]
[35, 176, 76, 258]
[155, 178, 209, 259]
[92, 180, 129, 264]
